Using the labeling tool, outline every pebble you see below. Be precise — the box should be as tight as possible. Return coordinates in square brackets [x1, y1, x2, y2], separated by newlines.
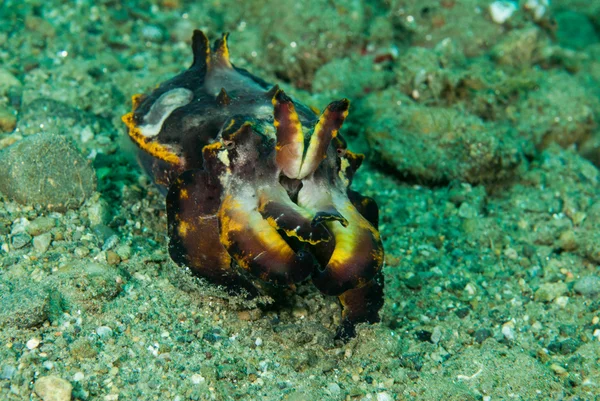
[96, 326, 113, 338]
[489, 1, 517, 24]
[0, 132, 21, 150]
[503, 247, 518, 260]
[142, 25, 165, 42]
[73, 372, 84, 381]
[34, 375, 73, 401]
[24, 15, 56, 38]
[190, 374, 205, 384]
[11, 232, 31, 249]
[573, 275, 600, 298]
[431, 327, 442, 344]
[26, 338, 40, 350]
[377, 392, 393, 401]
[0, 365, 16, 380]
[0, 107, 17, 132]
[326, 383, 341, 395]
[0, 134, 96, 211]
[404, 274, 422, 290]
[80, 125, 94, 143]
[455, 307, 470, 319]
[0, 68, 22, 96]
[458, 202, 478, 219]
[473, 328, 492, 343]
[102, 234, 119, 251]
[86, 197, 110, 226]
[557, 230, 577, 251]
[74, 246, 90, 258]
[415, 329, 432, 343]
[550, 364, 568, 377]
[106, 250, 121, 265]
[534, 282, 568, 302]
[115, 245, 132, 260]
[525, 0, 548, 20]
[27, 217, 56, 236]
[547, 338, 580, 355]
[502, 321, 515, 341]
[33, 232, 52, 253]
[555, 296, 569, 308]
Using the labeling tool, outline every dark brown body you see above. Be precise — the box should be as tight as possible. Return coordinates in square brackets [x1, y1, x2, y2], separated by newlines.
[123, 31, 384, 339]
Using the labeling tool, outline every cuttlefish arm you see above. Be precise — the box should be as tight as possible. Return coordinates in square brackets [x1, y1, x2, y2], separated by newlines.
[272, 89, 350, 180]
[273, 90, 305, 179]
[218, 184, 317, 286]
[336, 271, 385, 340]
[166, 169, 256, 294]
[298, 99, 349, 179]
[257, 184, 331, 245]
[298, 175, 384, 296]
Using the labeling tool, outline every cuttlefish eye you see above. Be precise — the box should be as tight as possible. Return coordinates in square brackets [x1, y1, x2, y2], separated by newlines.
[336, 148, 347, 157]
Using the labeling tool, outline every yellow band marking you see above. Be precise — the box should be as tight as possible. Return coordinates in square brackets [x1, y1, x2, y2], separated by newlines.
[122, 112, 181, 165]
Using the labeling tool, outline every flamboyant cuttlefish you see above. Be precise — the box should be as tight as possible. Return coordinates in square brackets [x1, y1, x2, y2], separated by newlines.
[122, 30, 384, 339]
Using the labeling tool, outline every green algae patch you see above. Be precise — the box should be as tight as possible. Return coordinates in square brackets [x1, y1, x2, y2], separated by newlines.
[365, 91, 524, 183]
[0, 133, 96, 211]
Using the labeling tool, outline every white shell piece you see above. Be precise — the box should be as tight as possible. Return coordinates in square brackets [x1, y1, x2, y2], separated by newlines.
[489, 1, 517, 24]
[139, 88, 194, 138]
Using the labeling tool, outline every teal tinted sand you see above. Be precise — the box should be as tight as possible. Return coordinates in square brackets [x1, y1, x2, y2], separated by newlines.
[1, 0, 600, 399]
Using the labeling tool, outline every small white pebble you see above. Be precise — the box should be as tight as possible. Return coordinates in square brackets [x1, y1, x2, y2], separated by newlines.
[42, 361, 53, 370]
[502, 321, 515, 341]
[73, 372, 85, 382]
[80, 126, 94, 143]
[255, 338, 263, 347]
[503, 247, 518, 259]
[592, 316, 599, 325]
[191, 374, 205, 384]
[431, 327, 442, 344]
[554, 296, 569, 308]
[377, 392, 393, 401]
[26, 338, 40, 350]
[524, 0, 548, 20]
[464, 283, 477, 295]
[593, 329, 600, 340]
[489, 1, 517, 24]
